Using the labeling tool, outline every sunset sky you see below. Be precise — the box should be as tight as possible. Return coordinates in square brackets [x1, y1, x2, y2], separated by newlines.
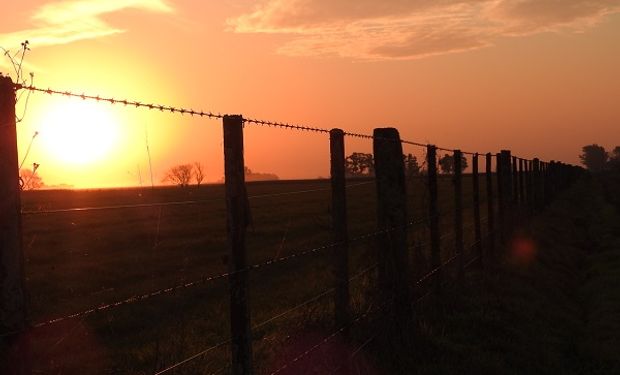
[1, 0, 619, 188]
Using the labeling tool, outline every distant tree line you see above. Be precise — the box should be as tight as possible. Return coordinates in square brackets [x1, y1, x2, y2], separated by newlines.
[345, 152, 466, 177]
[580, 144, 620, 172]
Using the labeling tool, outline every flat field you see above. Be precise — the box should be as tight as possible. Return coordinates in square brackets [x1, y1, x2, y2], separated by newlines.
[12, 175, 491, 374]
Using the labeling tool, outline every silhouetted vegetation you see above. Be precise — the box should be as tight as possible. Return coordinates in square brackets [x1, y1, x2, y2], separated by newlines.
[193, 162, 205, 186]
[163, 164, 193, 187]
[345, 152, 374, 177]
[19, 163, 43, 190]
[404, 153, 421, 176]
[438, 153, 468, 174]
[244, 166, 279, 181]
[580, 144, 609, 172]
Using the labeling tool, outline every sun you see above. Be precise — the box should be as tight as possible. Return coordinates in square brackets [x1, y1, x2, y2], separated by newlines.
[37, 100, 121, 165]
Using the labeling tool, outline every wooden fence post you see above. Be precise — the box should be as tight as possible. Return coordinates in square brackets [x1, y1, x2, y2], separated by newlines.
[472, 154, 482, 266]
[427, 145, 442, 293]
[453, 150, 464, 281]
[548, 161, 556, 202]
[223, 115, 253, 375]
[0, 76, 26, 337]
[518, 158, 525, 213]
[542, 162, 549, 207]
[526, 160, 534, 215]
[533, 158, 541, 212]
[485, 153, 495, 258]
[373, 128, 412, 326]
[496, 153, 504, 242]
[500, 150, 513, 236]
[329, 129, 349, 332]
[512, 156, 518, 206]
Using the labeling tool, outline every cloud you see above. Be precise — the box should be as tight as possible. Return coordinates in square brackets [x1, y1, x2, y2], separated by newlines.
[488, 0, 620, 34]
[227, 0, 620, 60]
[0, 0, 173, 50]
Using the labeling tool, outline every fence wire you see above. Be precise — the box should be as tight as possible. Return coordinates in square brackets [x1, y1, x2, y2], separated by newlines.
[13, 83, 540, 161]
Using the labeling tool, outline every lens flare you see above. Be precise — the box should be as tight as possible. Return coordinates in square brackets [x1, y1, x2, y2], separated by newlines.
[510, 235, 537, 264]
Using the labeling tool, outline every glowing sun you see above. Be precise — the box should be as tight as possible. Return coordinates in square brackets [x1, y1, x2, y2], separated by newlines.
[38, 100, 121, 165]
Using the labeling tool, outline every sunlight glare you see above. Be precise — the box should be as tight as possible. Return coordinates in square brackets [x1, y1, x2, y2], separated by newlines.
[38, 100, 121, 166]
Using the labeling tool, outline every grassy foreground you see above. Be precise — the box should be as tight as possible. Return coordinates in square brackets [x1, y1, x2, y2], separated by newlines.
[360, 174, 620, 375]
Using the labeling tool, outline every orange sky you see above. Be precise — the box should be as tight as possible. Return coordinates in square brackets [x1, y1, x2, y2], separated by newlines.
[1, 0, 619, 188]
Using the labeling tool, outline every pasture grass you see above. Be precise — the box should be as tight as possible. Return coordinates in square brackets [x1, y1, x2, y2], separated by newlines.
[5, 175, 496, 374]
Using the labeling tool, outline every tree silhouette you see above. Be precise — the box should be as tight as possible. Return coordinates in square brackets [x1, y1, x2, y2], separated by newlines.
[609, 146, 620, 170]
[20, 163, 43, 190]
[163, 164, 193, 187]
[194, 162, 205, 186]
[438, 153, 468, 174]
[404, 153, 420, 176]
[345, 152, 374, 177]
[579, 144, 608, 172]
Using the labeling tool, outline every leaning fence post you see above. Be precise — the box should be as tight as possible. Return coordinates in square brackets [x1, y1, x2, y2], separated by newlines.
[485, 153, 495, 258]
[427, 145, 442, 293]
[472, 154, 482, 266]
[223, 115, 253, 375]
[329, 129, 350, 333]
[373, 128, 412, 328]
[453, 150, 464, 281]
[0, 76, 26, 338]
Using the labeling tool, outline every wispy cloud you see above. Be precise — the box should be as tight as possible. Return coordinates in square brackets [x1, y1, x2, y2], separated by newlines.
[0, 0, 173, 50]
[227, 0, 620, 60]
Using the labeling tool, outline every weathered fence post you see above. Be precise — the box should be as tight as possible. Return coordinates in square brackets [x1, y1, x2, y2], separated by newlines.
[223, 115, 253, 375]
[472, 154, 482, 266]
[329, 129, 350, 332]
[373, 128, 412, 327]
[0, 76, 26, 337]
[453, 150, 464, 281]
[427, 145, 442, 293]
[485, 153, 495, 258]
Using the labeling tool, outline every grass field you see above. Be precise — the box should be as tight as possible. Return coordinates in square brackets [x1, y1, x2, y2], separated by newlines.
[4, 175, 493, 374]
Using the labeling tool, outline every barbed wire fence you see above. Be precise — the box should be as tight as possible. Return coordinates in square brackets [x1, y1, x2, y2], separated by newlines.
[0, 67, 584, 375]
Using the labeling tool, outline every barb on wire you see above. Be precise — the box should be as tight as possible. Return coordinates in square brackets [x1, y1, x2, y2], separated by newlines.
[243, 117, 330, 134]
[14, 84, 225, 119]
[13, 84, 543, 162]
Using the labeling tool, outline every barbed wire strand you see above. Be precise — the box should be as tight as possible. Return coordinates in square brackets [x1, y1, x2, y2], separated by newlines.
[15, 84, 546, 162]
[15, 84, 225, 119]
[29, 215, 423, 330]
[154, 263, 379, 375]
